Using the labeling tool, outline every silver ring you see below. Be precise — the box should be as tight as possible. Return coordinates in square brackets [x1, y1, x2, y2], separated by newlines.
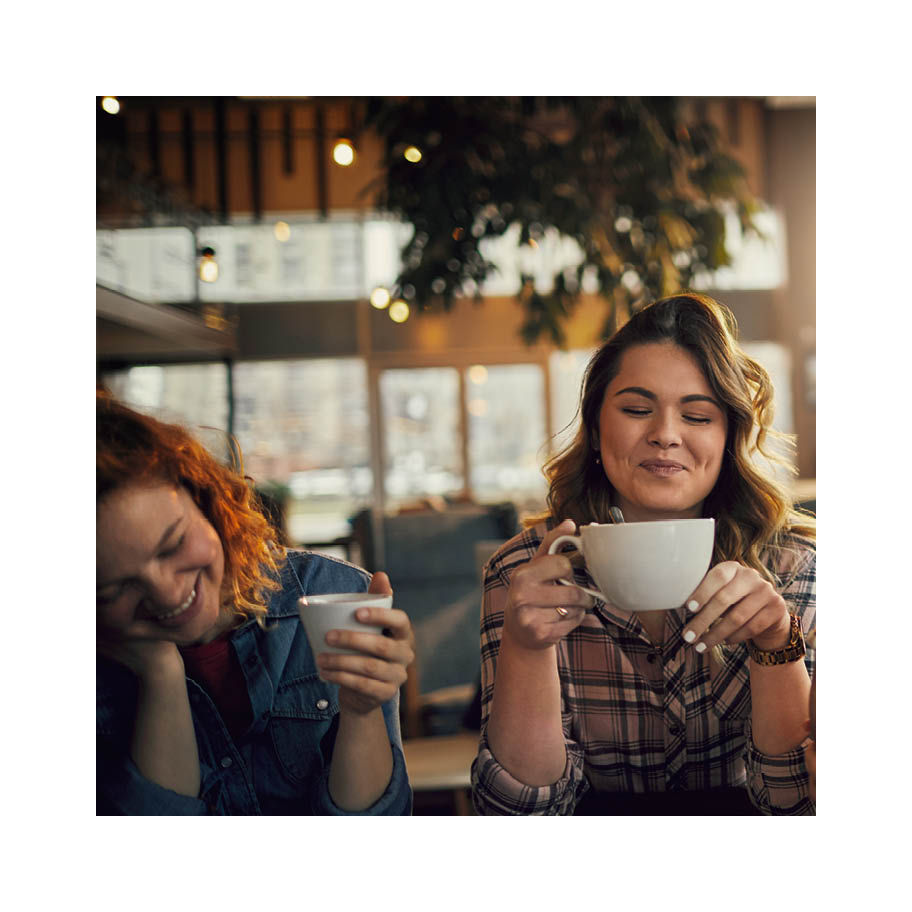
[555, 606, 569, 618]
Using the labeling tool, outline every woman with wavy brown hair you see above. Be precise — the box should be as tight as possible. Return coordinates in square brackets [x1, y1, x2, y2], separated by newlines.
[96, 392, 414, 815]
[471, 292, 815, 815]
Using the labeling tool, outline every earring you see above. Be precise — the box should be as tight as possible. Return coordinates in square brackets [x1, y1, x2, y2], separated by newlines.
[594, 454, 601, 465]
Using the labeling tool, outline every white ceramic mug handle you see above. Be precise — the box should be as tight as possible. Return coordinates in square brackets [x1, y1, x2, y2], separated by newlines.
[547, 534, 606, 601]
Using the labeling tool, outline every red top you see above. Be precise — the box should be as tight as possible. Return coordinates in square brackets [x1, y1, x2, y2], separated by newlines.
[180, 635, 252, 742]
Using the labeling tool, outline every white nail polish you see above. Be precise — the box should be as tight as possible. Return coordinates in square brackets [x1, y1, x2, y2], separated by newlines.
[695, 642, 706, 653]
[687, 600, 700, 612]
[683, 630, 696, 643]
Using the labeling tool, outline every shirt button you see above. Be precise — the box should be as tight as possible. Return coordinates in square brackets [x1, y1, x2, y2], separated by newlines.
[316, 699, 329, 710]
[220, 757, 233, 769]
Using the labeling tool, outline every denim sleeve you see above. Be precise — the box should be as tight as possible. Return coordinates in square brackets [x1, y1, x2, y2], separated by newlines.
[97, 740, 209, 815]
[310, 692, 412, 816]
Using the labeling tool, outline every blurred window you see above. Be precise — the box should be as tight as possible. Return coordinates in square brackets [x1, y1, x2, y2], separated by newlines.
[548, 348, 597, 455]
[740, 341, 795, 483]
[235, 243, 254, 287]
[741, 342, 793, 435]
[465, 363, 548, 509]
[232, 359, 372, 546]
[379, 368, 463, 508]
[97, 210, 785, 309]
[96, 227, 196, 304]
[100, 359, 373, 549]
[100, 363, 230, 432]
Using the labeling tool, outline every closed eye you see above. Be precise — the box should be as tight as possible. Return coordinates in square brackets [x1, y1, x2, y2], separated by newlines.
[622, 407, 650, 417]
[160, 534, 185, 558]
[683, 415, 712, 425]
[97, 582, 129, 606]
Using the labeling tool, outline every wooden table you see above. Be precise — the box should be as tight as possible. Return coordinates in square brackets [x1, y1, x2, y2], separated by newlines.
[402, 731, 479, 814]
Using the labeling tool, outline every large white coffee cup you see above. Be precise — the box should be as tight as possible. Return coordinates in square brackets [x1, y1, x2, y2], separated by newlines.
[298, 592, 392, 672]
[547, 518, 714, 612]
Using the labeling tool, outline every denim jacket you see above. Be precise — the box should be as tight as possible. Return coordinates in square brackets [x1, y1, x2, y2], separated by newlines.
[97, 550, 412, 815]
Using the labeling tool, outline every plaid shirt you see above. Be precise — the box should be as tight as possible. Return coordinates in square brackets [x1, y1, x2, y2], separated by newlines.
[470, 522, 816, 816]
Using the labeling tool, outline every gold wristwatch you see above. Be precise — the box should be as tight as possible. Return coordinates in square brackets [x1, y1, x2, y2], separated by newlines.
[748, 612, 806, 666]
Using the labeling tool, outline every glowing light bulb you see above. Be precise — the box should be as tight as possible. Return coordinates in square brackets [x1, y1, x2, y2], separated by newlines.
[403, 145, 422, 163]
[199, 248, 219, 283]
[389, 300, 410, 323]
[370, 287, 391, 309]
[274, 221, 291, 242]
[332, 139, 355, 166]
[101, 96, 120, 115]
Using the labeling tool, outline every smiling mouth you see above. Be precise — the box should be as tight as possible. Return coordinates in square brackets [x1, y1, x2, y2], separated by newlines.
[154, 585, 197, 620]
[640, 461, 685, 476]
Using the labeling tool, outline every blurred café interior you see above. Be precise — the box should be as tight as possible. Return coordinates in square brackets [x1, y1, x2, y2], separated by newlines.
[96, 95, 815, 814]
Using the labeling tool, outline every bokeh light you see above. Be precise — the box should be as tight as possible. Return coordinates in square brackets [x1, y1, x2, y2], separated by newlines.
[469, 365, 489, 385]
[274, 221, 291, 242]
[389, 300, 410, 323]
[332, 139, 355, 166]
[101, 96, 120, 115]
[370, 287, 391, 309]
[404, 145, 422, 163]
[198, 247, 219, 283]
[199, 256, 219, 283]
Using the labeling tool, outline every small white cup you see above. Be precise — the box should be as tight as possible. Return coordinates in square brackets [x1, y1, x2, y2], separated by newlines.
[547, 518, 714, 612]
[298, 592, 392, 664]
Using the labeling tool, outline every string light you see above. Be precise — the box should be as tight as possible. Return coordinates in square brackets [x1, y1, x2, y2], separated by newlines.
[101, 96, 120, 115]
[389, 300, 410, 323]
[198, 247, 219, 283]
[332, 139, 355, 166]
[370, 287, 391, 309]
[403, 145, 422, 163]
[274, 221, 291, 242]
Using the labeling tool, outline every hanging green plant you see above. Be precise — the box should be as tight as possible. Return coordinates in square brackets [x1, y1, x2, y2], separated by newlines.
[362, 96, 760, 345]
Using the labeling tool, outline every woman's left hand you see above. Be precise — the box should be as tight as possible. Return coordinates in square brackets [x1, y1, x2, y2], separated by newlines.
[315, 572, 416, 715]
[682, 561, 792, 653]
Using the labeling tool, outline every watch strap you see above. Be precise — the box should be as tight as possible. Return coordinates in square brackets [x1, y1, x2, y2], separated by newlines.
[748, 612, 806, 666]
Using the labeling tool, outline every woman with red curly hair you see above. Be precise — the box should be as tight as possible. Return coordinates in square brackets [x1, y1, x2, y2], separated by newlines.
[96, 392, 414, 815]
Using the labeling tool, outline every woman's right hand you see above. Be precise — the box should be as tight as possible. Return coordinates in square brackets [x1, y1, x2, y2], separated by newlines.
[98, 633, 200, 798]
[501, 519, 595, 651]
[97, 634, 185, 683]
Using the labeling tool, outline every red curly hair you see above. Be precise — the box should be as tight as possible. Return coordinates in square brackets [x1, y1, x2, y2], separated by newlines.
[96, 390, 285, 623]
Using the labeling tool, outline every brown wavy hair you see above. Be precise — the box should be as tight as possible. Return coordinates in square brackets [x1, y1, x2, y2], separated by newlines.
[96, 390, 285, 623]
[537, 292, 815, 580]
